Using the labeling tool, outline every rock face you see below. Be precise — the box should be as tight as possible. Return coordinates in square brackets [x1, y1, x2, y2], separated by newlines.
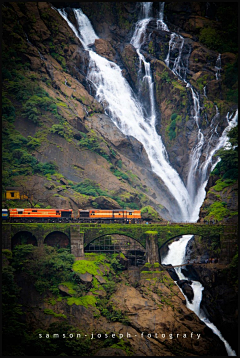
[2, 2, 238, 222]
[15, 267, 226, 356]
[194, 265, 238, 354]
[177, 279, 194, 303]
[176, 235, 238, 354]
[79, 272, 93, 283]
[198, 178, 238, 224]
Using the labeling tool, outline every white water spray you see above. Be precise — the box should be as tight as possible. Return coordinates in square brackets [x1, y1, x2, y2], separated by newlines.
[58, 6, 192, 222]
[162, 235, 237, 356]
[160, 5, 238, 221]
[215, 54, 221, 80]
[157, 2, 169, 31]
[57, 4, 237, 223]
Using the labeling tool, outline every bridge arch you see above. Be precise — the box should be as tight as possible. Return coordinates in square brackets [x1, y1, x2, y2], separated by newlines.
[85, 233, 146, 266]
[158, 234, 197, 253]
[11, 231, 38, 250]
[84, 229, 146, 249]
[44, 231, 70, 248]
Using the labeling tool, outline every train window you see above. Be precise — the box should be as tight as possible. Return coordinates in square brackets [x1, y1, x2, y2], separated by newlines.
[129, 212, 132, 215]
[11, 192, 15, 197]
[18, 211, 23, 214]
[32, 210, 37, 212]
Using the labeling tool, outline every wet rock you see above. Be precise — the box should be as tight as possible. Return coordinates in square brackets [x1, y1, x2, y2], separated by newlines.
[58, 285, 73, 296]
[177, 279, 194, 303]
[95, 38, 116, 62]
[182, 265, 201, 281]
[92, 196, 121, 209]
[79, 273, 93, 283]
[166, 267, 179, 281]
[94, 290, 106, 297]
[95, 275, 106, 284]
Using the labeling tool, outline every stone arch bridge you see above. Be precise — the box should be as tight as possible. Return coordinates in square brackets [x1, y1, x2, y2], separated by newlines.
[2, 223, 238, 263]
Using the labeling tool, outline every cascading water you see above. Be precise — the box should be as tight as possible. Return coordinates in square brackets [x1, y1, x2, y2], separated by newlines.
[162, 235, 237, 356]
[57, 3, 238, 223]
[57, 6, 192, 222]
[157, 2, 169, 31]
[159, 3, 238, 221]
[215, 54, 221, 80]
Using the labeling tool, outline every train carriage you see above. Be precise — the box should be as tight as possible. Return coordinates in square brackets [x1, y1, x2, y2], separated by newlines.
[78, 209, 141, 223]
[8, 208, 73, 222]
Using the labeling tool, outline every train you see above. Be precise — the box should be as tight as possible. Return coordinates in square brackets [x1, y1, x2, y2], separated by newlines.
[2, 208, 142, 223]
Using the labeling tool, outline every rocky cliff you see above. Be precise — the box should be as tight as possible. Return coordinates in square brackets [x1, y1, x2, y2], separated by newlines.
[2, 2, 238, 222]
[3, 247, 227, 356]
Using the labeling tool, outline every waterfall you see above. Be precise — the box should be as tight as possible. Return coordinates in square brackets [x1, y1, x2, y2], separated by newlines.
[57, 6, 192, 222]
[203, 85, 207, 97]
[215, 54, 221, 80]
[162, 236, 237, 356]
[157, 2, 169, 31]
[57, 4, 238, 223]
[140, 2, 152, 19]
[159, 6, 238, 221]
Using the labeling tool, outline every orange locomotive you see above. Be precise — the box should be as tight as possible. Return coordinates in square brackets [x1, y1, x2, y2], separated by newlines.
[8, 208, 73, 222]
[6, 208, 141, 223]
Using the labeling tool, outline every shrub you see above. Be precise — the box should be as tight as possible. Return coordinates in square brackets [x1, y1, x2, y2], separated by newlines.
[72, 179, 109, 197]
[199, 27, 221, 51]
[2, 96, 16, 122]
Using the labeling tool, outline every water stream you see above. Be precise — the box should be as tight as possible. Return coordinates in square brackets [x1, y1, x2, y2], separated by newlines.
[162, 235, 237, 356]
[215, 54, 222, 80]
[158, 3, 238, 221]
[56, 4, 238, 223]
[57, 6, 191, 222]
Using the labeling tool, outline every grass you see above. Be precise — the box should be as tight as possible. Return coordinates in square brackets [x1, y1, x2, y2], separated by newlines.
[60, 281, 77, 295]
[213, 179, 236, 192]
[66, 295, 97, 307]
[72, 253, 109, 276]
[44, 308, 66, 318]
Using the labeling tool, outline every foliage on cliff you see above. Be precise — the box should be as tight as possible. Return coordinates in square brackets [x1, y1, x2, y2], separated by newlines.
[2, 245, 129, 355]
[199, 125, 238, 223]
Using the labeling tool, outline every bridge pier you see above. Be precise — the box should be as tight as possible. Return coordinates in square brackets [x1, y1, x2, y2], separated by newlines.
[70, 226, 84, 258]
[145, 231, 160, 264]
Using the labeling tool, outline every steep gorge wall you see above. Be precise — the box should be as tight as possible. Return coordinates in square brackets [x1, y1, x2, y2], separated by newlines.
[2, 2, 238, 222]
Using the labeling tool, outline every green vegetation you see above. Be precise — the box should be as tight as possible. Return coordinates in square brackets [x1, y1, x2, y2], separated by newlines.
[141, 206, 162, 221]
[166, 113, 182, 141]
[223, 60, 238, 104]
[67, 295, 97, 307]
[72, 179, 109, 198]
[159, 69, 171, 84]
[199, 4, 237, 54]
[148, 41, 155, 55]
[44, 308, 66, 318]
[213, 179, 236, 192]
[145, 231, 158, 235]
[205, 202, 229, 222]
[78, 131, 111, 161]
[11, 245, 75, 294]
[212, 125, 238, 181]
